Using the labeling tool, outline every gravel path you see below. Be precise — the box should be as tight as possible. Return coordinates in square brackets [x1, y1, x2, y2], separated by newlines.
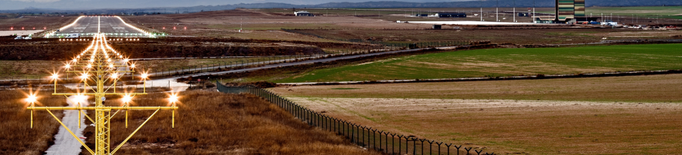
[45, 96, 89, 155]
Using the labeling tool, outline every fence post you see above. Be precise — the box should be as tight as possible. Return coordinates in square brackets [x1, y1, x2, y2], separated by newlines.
[420, 139, 426, 155]
[429, 140, 435, 154]
[359, 126, 365, 147]
[342, 121, 346, 138]
[437, 142, 443, 155]
[475, 149, 484, 155]
[378, 131, 383, 152]
[397, 135, 403, 155]
[351, 124, 356, 144]
[455, 144, 462, 155]
[412, 138, 416, 155]
[372, 129, 378, 150]
[391, 133, 396, 154]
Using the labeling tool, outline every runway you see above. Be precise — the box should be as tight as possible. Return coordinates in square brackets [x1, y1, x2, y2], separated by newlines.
[52, 16, 149, 37]
[405, 21, 543, 25]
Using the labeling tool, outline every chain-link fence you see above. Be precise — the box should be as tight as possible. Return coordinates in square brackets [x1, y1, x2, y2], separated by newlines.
[217, 82, 495, 155]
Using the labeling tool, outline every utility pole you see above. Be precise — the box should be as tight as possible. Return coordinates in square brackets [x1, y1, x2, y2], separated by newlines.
[533, 0, 536, 23]
[480, 0, 483, 21]
[513, 0, 516, 22]
[496, 0, 499, 22]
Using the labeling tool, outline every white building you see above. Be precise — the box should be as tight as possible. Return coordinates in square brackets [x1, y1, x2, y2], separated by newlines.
[294, 11, 314, 17]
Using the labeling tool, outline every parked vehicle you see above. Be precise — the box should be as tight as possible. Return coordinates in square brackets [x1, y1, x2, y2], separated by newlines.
[65, 33, 79, 38]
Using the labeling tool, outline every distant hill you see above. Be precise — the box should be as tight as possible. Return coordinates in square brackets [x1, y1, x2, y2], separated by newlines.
[1, 0, 681, 14]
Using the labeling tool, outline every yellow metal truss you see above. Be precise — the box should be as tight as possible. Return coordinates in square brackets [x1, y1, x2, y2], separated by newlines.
[27, 16, 177, 155]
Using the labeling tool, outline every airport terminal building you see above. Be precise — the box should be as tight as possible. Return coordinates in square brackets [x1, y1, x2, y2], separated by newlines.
[556, 0, 586, 23]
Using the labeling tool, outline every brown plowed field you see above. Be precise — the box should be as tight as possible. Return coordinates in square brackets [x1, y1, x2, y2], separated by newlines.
[270, 74, 682, 154]
[0, 15, 77, 32]
[0, 37, 384, 60]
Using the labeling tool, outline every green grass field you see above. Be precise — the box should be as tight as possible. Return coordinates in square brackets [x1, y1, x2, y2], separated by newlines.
[586, 6, 682, 18]
[272, 44, 682, 83]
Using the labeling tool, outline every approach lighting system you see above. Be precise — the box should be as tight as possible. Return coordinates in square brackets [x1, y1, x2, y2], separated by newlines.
[25, 94, 38, 104]
[168, 94, 179, 103]
[25, 93, 38, 128]
[79, 73, 89, 80]
[25, 23, 176, 155]
[168, 93, 179, 128]
[51, 73, 59, 80]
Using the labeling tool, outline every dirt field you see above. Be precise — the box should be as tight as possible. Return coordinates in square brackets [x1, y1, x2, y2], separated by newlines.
[0, 15, 77, 33]
[0, 90, 65, 155]
[123, 9, 430, 41]
[79, 90, 379, 154]
[282, 97, 682, 154]
[269, 74, 682, 154]
[121, 9, 682, 46]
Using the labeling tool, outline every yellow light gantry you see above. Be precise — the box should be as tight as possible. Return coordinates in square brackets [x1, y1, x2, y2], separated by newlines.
[27, 22, 177, 155]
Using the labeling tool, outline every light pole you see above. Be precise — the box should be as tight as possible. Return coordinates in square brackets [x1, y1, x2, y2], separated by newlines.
[25, 19, 178, 155]
[513, 0, 516, 22]
[533, 0, 536, 23]
[496, 0, 499, 22]
[25, 94, 37, 129]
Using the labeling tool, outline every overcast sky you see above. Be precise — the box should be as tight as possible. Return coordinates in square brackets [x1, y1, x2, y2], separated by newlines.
[0, 0, 468, 10]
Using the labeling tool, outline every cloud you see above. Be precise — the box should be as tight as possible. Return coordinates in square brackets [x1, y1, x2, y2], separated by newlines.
[11, 0, 60, 2]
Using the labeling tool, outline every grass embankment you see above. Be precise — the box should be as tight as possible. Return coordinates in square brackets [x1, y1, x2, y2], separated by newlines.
[272, 44, 682, 83]
[81, 91, 377, 154]
[0, 90, 65, 154]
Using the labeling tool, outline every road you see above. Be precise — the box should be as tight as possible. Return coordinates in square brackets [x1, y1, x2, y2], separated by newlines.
[53, 16, 146, 37]
[45, 96, 88, 155]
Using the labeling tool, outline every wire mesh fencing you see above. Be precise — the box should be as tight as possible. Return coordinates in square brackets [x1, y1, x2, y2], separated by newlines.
[216, 82, 495, 155]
